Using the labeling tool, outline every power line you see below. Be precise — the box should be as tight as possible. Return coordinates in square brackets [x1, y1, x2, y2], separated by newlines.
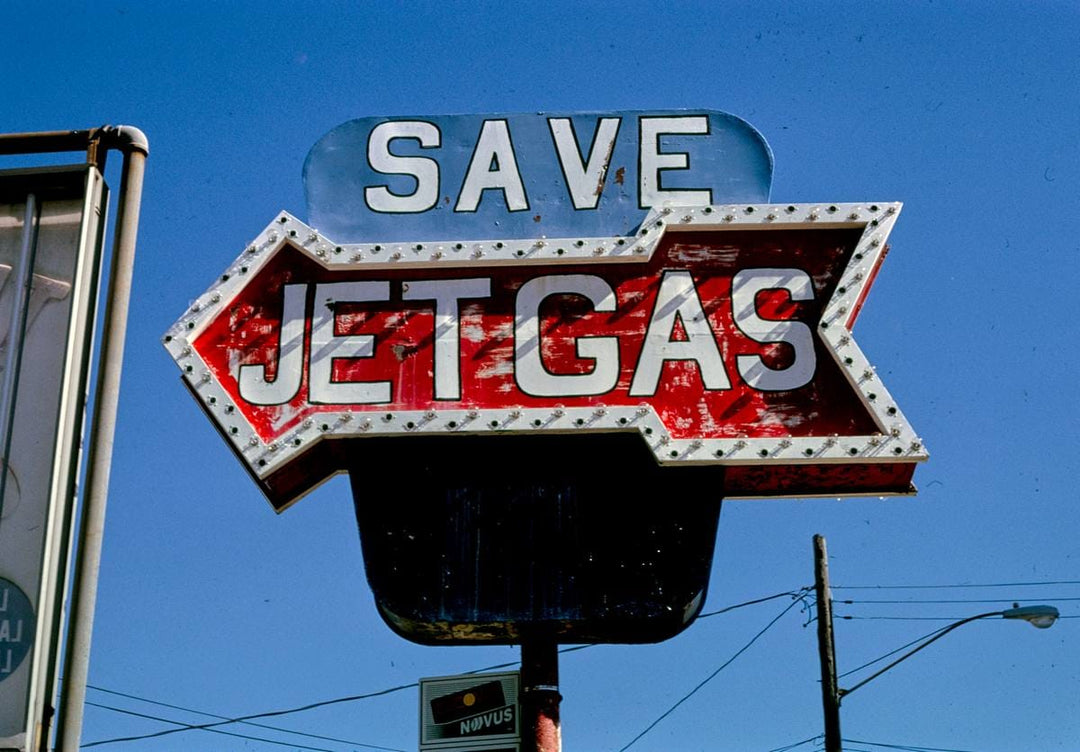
[84, 650, 576, 748]
[616, 593, 809, 752]
[837, 624, 952, 680]
[466, 644, 595, 674]
[82, 682, 418, 748]
[839, 614, 1077, 622]
[838, 615, 998, 622]
[85, 685, 404, 751]
[834, 579, 1080, 590]
[765, 734, 821, 752]
[85, 702, 351, 752]
[84, 592, 788, 748]
[836, 603, 1075, 678]
[839, 596, 1080, 605]
[78, 645, 605, 747]
[843, 739, 979, 752]
[699, 588, 810, 618]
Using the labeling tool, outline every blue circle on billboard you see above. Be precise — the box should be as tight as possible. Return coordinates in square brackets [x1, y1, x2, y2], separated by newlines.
[0, 577, 34, 682]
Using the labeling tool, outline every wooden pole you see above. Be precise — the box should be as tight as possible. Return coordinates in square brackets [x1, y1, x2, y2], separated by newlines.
[814, 534, 842, 752]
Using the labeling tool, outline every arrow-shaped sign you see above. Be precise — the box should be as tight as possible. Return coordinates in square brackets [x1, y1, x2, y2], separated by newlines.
[164, 202, 926, 510]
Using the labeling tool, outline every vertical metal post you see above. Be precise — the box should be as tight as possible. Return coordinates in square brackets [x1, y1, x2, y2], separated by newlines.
[520, 633, 561, 752]
[54, 131, 148, 752]
[814, 534, 842, 752]
[0, 193, 39, 519]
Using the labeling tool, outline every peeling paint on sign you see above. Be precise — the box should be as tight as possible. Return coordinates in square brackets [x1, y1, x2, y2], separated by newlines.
[165, 202, 926, 510]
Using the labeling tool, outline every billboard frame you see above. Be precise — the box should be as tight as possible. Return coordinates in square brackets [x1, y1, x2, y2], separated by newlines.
[0, 126, 148, 752]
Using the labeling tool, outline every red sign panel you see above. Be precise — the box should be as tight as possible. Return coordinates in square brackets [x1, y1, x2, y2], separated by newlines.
[165, 203, 926, 510]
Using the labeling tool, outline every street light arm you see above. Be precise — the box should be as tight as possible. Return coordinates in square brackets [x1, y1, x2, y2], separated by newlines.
[838, 611, 1003, 699]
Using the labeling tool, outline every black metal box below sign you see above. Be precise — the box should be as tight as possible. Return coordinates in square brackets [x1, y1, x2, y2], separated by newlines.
[350, 434, 723, 644]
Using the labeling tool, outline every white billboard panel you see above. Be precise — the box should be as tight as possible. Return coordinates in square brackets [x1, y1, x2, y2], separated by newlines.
[0, 167, 107, 751]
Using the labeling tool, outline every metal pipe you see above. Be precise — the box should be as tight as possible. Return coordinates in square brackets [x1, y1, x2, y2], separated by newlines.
[0, 193, 39, 520]
[520, 632, 561, 752]
[53, 126, 148, 752]
[0, 130, 102, 157]
[0, 125, 148, 165]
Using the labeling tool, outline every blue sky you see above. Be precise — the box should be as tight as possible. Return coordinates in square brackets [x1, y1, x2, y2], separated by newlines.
[3, 2, 1079, 750]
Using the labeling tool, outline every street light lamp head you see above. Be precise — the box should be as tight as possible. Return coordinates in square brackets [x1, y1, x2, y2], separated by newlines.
[1002, 604, 1059, 629]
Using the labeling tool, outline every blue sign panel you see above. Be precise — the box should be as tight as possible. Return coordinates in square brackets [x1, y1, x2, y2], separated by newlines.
[303, 110, 772, 243]
[0, 578, 33, 682]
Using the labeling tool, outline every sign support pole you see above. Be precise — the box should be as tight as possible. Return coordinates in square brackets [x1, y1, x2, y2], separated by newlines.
[50, 127, 148, 752]
[814, 534, 842, 752]
[520, 631, 561, 752]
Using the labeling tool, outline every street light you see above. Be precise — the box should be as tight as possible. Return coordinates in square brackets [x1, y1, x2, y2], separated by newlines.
[812, 535, 1059, 752]
[1002, 604, 1059, 628]
[838, 603, 1060, 698]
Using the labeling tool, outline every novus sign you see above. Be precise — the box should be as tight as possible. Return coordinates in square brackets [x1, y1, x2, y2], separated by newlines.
[420, 672, 519, 751]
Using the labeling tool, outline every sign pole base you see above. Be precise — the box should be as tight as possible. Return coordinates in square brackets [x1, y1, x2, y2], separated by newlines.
[520, 631, 561, 752]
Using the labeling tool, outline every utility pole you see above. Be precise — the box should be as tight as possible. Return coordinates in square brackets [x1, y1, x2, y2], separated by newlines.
[814, 534, 842, 752]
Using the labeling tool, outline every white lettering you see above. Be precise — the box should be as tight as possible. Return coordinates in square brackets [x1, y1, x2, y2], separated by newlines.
[456, 120, 528, 212]
[731, 268, 816, 391]
[515, 275, 619, 397]
[0, 589, 8, 611]
[365, 121, 440, 213]
[457, 707, 513, 735]
[402, 278, 491, 400]
[1, 648, 11, 674]
[639, 116, 711, 208]
[629, 271, 731, 396]
[231, 267, 817, 410]
[0, 619, 22, 643]
[237, 284, 306, 405]
[309, 281, 392, 404]
[549, 117, 621, 209]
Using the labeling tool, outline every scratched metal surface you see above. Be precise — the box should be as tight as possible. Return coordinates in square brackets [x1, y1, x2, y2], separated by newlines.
[196, 228, 872, 441]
